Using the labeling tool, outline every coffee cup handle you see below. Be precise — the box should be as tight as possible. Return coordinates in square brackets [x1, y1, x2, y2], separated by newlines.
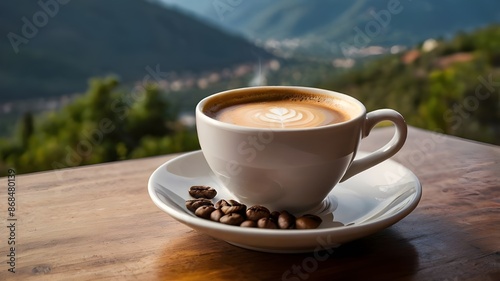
[340, 109, 407, 182]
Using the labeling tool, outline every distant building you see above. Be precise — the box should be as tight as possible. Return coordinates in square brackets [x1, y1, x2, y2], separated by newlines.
[422, 39, 438, 52]
[401, 49, 421, 64]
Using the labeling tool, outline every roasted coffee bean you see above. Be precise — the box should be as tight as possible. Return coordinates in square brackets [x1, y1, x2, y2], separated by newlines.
[240, 220, 257, 227]
[189, 185, 217, 199]
[214, 199, 230, 209]
[186, 198, 213, 212]
[278, 210, 296, 229]
[295, 214, 322, 229]
[257, 217, 278, 229]
[221, 200, 247, 215]
[210, 209, 224, 222]
[246, 205, 270, 221]
[194, 205, 215, 219]
[219, 213, 245, 226]
[221, 205, 246, 215]
[228, 199, 241, 206]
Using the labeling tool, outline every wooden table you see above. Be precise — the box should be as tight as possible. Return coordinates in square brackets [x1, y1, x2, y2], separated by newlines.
[1, 126, 499, 281]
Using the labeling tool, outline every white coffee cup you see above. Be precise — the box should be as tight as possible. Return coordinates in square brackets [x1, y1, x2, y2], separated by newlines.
[196, 86, 407, 213]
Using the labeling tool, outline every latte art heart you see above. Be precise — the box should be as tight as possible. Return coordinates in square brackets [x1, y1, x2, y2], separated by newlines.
[254, 107, 314, 128]
[266, 107, 301, 122]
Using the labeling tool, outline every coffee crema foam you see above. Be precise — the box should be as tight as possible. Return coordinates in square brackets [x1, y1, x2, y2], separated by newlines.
[214, 100, 348, 129]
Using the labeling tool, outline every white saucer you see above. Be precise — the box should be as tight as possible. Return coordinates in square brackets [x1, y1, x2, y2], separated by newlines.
[148, 150, 422, 253]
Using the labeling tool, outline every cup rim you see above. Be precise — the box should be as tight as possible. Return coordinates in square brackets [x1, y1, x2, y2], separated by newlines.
[196, 86, 367, 132]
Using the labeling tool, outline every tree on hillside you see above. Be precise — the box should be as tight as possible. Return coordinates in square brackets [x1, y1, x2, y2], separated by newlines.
[126, 84, 174, 140]
[0, 77, 199, 176]
[19, 112, 34, 148]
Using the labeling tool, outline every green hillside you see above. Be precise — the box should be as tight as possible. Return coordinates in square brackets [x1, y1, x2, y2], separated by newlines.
[0, 0, 271, 102]
[318, 25, 500, 144]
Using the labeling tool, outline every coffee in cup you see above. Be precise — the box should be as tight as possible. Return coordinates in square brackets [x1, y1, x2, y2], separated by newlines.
[203, 90, 350, 129]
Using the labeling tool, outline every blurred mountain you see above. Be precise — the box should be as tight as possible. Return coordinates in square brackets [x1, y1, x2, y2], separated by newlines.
[0, 0, 271, 102]
[160, 0, 500, 56]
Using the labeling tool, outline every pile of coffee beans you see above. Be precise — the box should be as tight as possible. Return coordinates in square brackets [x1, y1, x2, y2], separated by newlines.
[186, 185, 322, 229]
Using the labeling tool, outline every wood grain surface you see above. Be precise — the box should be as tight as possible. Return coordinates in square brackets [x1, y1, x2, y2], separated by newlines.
[1, 126, 499, 281]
